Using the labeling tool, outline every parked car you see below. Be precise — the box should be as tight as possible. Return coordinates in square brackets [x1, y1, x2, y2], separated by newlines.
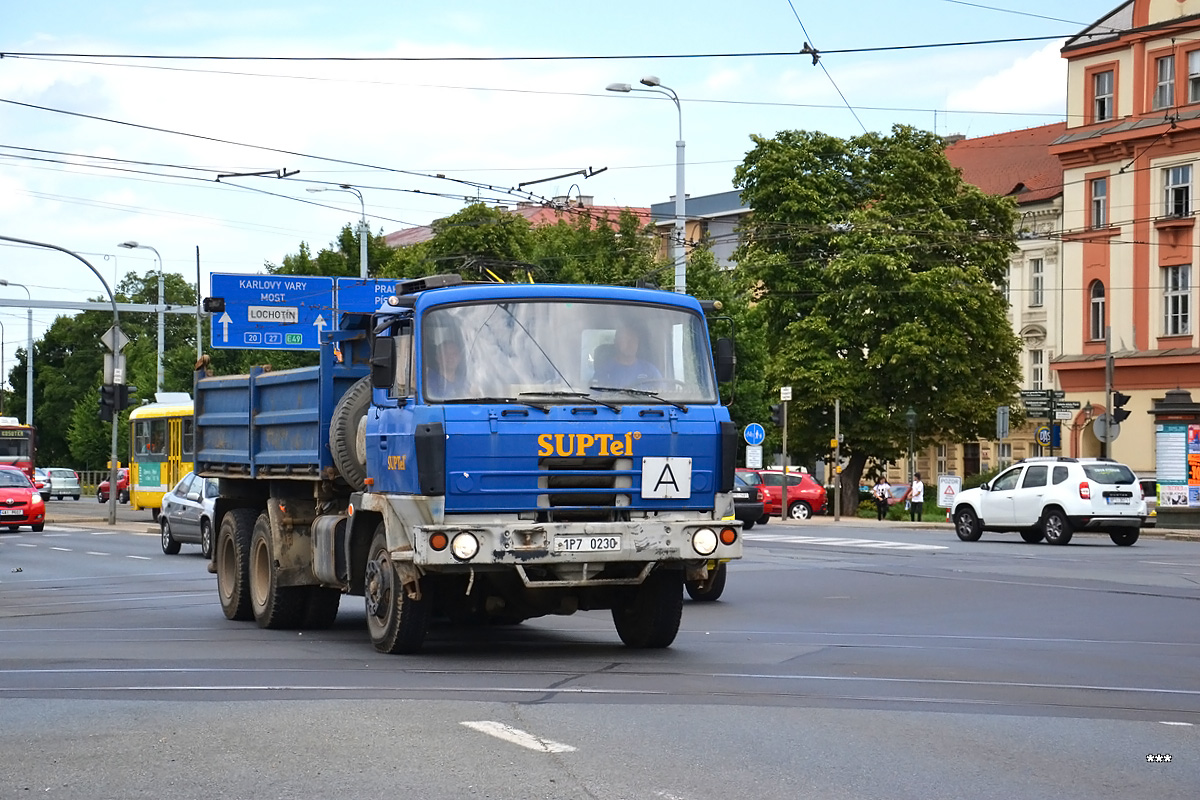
[1140, 478, 1157, 528]
[731, 470, 766, 530]
[33, 468, 49, 499]
[737, 467, 827, 520]
[97, 468, 130, 504]
[43, 467, 82, 501]
[735, 469, 772, 525]
[159, 471, 218, 557]
[951, 456, 1145, 546]
[0, 464, 46, 532]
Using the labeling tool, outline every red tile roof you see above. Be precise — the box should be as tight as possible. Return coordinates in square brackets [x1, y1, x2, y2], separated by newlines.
[944, 122, 1066, 205]
[384, 203, 652, 248]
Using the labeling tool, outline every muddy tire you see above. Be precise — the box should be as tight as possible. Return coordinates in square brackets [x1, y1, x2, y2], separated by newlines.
[216, 508, 257, 621]
[612, 568, 684, 648]
[249, 512, 307, 629]
[301, 587, 342, 629]
[330, 376, 372, 491]
[685, 562, 727, 602]
[364, 526, 430, 654]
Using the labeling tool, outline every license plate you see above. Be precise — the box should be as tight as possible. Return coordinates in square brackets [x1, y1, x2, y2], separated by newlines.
[1107, 497, 1130, 505]
[0, 508, 21, 516]
[732, 492, 749, 499]
[554, 535, 621, 553]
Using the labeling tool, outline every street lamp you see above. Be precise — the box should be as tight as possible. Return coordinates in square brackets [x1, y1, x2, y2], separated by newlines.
[0, 280, 33, 429]
[307, 185, 369, 280]
[0, 316, 5, 416]
[118, 241, 164, 394]
[606, 76, 687, 294]
[905, 406, 917, 484]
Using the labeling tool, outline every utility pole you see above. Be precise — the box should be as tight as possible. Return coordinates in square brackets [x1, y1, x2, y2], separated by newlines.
[833, 398, 841, 522]
[780, 386, 791, 520]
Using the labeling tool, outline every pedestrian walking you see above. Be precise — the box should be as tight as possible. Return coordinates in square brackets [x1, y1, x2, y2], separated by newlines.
[909, 472, 925, 521]
[872, 476, 891, 521]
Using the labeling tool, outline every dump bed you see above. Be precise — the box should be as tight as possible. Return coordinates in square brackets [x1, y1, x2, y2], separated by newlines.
[194, 358, 368, 480]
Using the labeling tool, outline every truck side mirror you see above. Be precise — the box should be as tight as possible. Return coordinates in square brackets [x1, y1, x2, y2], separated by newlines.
[370, 337, 396, 390]
[715, 337, 736, 383]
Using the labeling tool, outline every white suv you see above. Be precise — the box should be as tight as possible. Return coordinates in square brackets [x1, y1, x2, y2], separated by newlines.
[951, 457, 1146, 546]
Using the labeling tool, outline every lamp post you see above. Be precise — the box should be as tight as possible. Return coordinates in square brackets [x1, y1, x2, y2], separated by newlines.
[0, 235, 121, 525]
[606, 76, 687, 294]
[118, 241, 164, 394]
[905, 406, 917, 485]
[307, 185, 368, 280]
[0, 316, 5, 416]
[0, 280, 33, 429]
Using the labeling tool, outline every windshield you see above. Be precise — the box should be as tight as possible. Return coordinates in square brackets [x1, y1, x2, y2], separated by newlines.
[421, 300, 718, 404]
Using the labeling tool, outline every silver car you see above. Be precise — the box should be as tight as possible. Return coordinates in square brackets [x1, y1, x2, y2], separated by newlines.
[159, 471, 218, 557]
[44, 467, 82, 501]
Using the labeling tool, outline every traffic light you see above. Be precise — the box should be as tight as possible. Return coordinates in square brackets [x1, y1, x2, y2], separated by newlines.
[770, 403, 785, 428]
[1112, 391, 1132, 424]
[98, 383, 116, 422]
[116, 384, 137, 411]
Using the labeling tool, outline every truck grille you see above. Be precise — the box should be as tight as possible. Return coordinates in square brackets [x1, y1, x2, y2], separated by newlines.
[538, 456, 633, 521]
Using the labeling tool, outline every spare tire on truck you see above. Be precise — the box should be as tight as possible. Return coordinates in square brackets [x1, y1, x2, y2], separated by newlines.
[329, 376, 372, 492]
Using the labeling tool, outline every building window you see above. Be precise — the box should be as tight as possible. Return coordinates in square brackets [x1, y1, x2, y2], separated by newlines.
[1165, 165, 1191, 217]
[1090, 281, 1106, 341]
[1094, 70, 1114, 121]
[1030, 258, 1044, 307]
[1155, 55, 1176, 109]
[1030, 349, 1044, 390]
[1090, 177, 1107, 228]
[1190, 51, 1200, 103]
[937, 444, 947, 477]
[1002, 265, 1011, 306]
[1164, 264, 1191, 336]
[997, 443, 1012, 468]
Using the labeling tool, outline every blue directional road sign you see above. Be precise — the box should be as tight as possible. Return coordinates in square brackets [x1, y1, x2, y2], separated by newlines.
[336, 278, 401, 314]
[209, 273, 335, 351]
[744, 423, 766, 446]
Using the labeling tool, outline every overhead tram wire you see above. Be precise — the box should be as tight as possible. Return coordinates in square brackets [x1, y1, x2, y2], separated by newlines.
[784, 0, 868, 134]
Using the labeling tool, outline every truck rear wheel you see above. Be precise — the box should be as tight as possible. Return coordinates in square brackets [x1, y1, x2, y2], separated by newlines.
[365, 527, 430, 654]
[249, 512, 307, 629]
[216, 508, 257, 621]
[612, 568, 683, 648]
[685, 562, 727, 602]
[330, 376, 371, 492]
[301, 587, 342, 629]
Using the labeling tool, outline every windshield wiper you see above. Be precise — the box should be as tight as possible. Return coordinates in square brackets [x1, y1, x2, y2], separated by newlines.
[518, 390, 621, 412]
[589, 386, 688, 412]
[443, 396, 551, 413]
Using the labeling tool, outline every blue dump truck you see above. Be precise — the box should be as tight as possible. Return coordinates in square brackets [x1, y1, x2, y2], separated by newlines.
[194, 275, 740, 653]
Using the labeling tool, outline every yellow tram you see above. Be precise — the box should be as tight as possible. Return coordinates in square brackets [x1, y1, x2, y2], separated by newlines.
[128, 392, 194, 520]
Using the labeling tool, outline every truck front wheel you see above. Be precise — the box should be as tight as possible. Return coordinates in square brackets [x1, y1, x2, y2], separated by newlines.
[612, 568, 684, 648]
[249, 512, 307, 629]
[365, 527, 430, 654]
[216, 508, 257, 621]
[685, 562, 727, 602]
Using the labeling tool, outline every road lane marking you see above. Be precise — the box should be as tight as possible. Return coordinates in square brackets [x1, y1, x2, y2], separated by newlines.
[49, 547, 72, 552]
[744, 532, 947, 551]
[86, 552, 109, 556]
[126, 555, 152, 561]
[460, 721, 576, 753]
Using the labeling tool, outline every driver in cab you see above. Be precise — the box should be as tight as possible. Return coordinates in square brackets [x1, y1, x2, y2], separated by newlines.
[593, 327, 660, 387]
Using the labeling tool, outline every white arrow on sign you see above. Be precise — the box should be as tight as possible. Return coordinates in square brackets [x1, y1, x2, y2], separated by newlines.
[219, 311, 232, 343]
[313, 314, 326, 337]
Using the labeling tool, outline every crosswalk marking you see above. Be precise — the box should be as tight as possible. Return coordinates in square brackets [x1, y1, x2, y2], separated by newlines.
[744, 532, 947, 551]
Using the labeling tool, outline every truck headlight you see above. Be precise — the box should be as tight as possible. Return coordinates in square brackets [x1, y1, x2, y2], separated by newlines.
[691, 527, 718, 556]
[450, 532, 479, 561]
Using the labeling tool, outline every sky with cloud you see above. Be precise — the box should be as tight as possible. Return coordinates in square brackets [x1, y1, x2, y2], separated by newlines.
[0, 0, 1114, 375]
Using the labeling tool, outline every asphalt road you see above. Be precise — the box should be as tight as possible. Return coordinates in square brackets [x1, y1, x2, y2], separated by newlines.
[1, 513, 1196, 799]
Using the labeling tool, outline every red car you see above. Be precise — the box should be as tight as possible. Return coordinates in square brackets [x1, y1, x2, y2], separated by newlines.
[97, 467, 130, 504]
[0, 464, 46, 532]
[737, 468, 827, 521]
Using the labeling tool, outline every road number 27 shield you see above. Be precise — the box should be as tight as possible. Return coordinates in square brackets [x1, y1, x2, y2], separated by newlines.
[640, 457, 693, 499]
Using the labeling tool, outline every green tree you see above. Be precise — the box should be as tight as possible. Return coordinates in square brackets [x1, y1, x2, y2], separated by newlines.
[734, 125, 1023, 512]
